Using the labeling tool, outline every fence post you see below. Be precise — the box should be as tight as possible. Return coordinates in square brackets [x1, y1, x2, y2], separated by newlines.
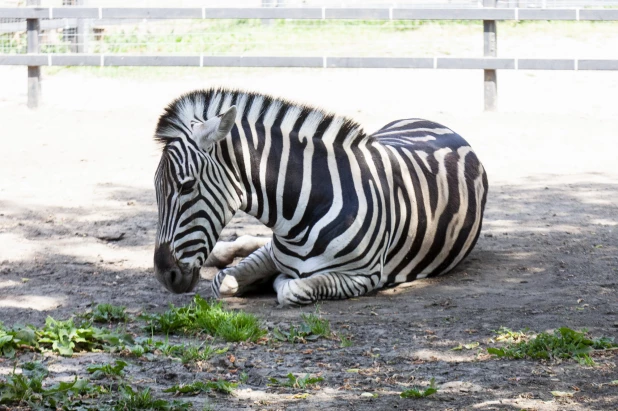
[76, 0, 89, 53]
[483, 0, 497, 111]
[27, 0, 41, 109]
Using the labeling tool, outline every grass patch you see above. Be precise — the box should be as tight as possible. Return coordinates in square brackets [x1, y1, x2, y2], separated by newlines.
[272, 310, 331, 343]
[126, 336, 228, 364]
[87, 360, 127, 380]
[1, 317, 133, 358]
[400, 378, 438, 399]
[0, 361, 103, 408]
[268, 373, 324, 390]
[487, 327, 617, 365]
[339, 334, 353, 348]
[140, 295, 266, 343]
[179, 344, 228, 365]
[115, 385, 191, 410]
[163, 380, 238, 395]
[37, 316, 133, 357]
[85, 303, 128, 323]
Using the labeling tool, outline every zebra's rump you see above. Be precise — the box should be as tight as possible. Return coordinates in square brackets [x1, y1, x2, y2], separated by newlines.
[369, 118, 488, 284]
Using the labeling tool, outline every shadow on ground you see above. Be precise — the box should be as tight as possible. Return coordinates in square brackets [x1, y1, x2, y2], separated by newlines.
[0, 175, 616, 410]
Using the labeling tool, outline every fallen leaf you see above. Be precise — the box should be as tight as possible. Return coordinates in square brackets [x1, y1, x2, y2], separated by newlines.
[346, 368, 360, 373]
[464, 342, 480, 349]
[292, 393, 309, 399]
[551, 391, 573, 397]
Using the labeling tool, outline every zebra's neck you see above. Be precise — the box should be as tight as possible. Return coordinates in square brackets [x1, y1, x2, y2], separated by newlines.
[213, 90, 366, 238]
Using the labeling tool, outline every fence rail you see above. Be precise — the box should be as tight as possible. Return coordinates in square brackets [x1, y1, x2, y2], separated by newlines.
[2, 7, 618, 20]
[2, 54, 618, 70]
[2, 5, 617, 109]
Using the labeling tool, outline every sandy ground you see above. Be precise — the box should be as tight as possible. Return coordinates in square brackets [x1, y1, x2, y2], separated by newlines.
[0, 63, 617, 410]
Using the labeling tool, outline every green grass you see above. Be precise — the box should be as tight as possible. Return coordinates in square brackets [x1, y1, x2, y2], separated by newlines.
[4, 19, 615, 60]
[163, 380, 238, 395]
[268, 373, 324, 390]
[140, 295, 266, 343]
[124, 336, 228, 365]
[487, 327, 617, 366]
[0, 361, 102, 408]
[272, 310, 331, 344]
[339, 334, 353, 348]
[179, 344, 228, 365]
[87, 360, 128, 380]
[115, 385, 191, 410]
[400, 378, 438, 399]
[85, 303, 129, 323]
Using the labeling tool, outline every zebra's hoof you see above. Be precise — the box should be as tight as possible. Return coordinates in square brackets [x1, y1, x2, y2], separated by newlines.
[218, 274, 239, 296]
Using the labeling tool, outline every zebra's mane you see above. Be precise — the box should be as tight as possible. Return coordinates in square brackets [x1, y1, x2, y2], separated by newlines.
[154, 87, 366, 148]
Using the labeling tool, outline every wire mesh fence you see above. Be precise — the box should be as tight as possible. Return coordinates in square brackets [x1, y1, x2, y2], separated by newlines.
[2, 0, 618, 56]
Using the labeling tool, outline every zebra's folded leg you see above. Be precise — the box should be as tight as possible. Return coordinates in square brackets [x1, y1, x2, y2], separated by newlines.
[211, 242, 279, 298]
[205, 235, 270, 268]
[274, 272, 381, 307]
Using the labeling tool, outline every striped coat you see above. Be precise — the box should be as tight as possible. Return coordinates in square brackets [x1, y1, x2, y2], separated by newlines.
[153, 88, 488, 305]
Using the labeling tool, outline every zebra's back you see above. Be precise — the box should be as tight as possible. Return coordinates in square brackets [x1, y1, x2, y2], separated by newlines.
[369, 118, 488, 285]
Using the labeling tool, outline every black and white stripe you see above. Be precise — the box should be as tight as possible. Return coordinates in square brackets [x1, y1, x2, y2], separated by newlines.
[154, 88, 488, 305]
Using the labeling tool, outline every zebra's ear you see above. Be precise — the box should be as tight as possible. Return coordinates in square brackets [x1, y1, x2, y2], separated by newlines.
[213, 105, 237, 142]
[193, 105, 237, 151]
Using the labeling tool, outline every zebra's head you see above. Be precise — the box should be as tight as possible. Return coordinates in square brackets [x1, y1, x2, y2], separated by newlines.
[153, 104, 238, 293]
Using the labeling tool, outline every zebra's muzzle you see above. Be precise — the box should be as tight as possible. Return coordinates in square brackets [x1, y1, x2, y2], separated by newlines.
[154, 243, 201, 293]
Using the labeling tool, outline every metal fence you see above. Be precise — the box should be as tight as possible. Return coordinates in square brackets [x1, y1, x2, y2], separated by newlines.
[1, 1, 618, 109]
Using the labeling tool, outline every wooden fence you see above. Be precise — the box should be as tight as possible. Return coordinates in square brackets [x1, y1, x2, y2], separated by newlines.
[1, 3, 618, 109]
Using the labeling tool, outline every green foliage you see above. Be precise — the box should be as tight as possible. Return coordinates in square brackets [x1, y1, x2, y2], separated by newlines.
[140, 295, 266, 343]
[1, 317, 132, 358]
[300, 312, 331, 337]
[0, 322, 37, 358]
[163, 380, 238, 395]
[268, 373, 324, 390]
[115, 385, 191, 410]
[0, 361, 102, 408]
[87, 360, 128, 380]
[86, 303, 128, 323]
[272, 311, 331, 343]
[487, 327, 617, 365]
[127, 336, 227, 364]
[339, 334, 353, 348]
[179, 344, 228, 365]
[36, 316, 133, 356]
[400, 378, 438, 399]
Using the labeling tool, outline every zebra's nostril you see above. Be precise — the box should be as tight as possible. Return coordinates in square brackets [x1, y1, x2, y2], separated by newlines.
[169, 269, 178, 285]
[154, 243, 175, 271]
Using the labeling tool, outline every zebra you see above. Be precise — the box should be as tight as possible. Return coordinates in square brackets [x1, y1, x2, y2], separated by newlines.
[153, 88, 488, 306]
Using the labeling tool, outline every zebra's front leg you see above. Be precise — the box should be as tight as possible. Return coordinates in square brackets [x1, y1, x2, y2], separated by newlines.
[205, 235, 270, 268]
[273, 272, 381, 307]
[212, 241, 279, 298]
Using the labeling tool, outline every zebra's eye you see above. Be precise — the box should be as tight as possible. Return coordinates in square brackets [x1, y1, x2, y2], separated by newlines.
[179, 180, 196, 195]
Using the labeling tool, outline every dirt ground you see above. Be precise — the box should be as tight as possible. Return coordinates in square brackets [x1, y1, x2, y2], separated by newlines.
[0, 63, 617, 410]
